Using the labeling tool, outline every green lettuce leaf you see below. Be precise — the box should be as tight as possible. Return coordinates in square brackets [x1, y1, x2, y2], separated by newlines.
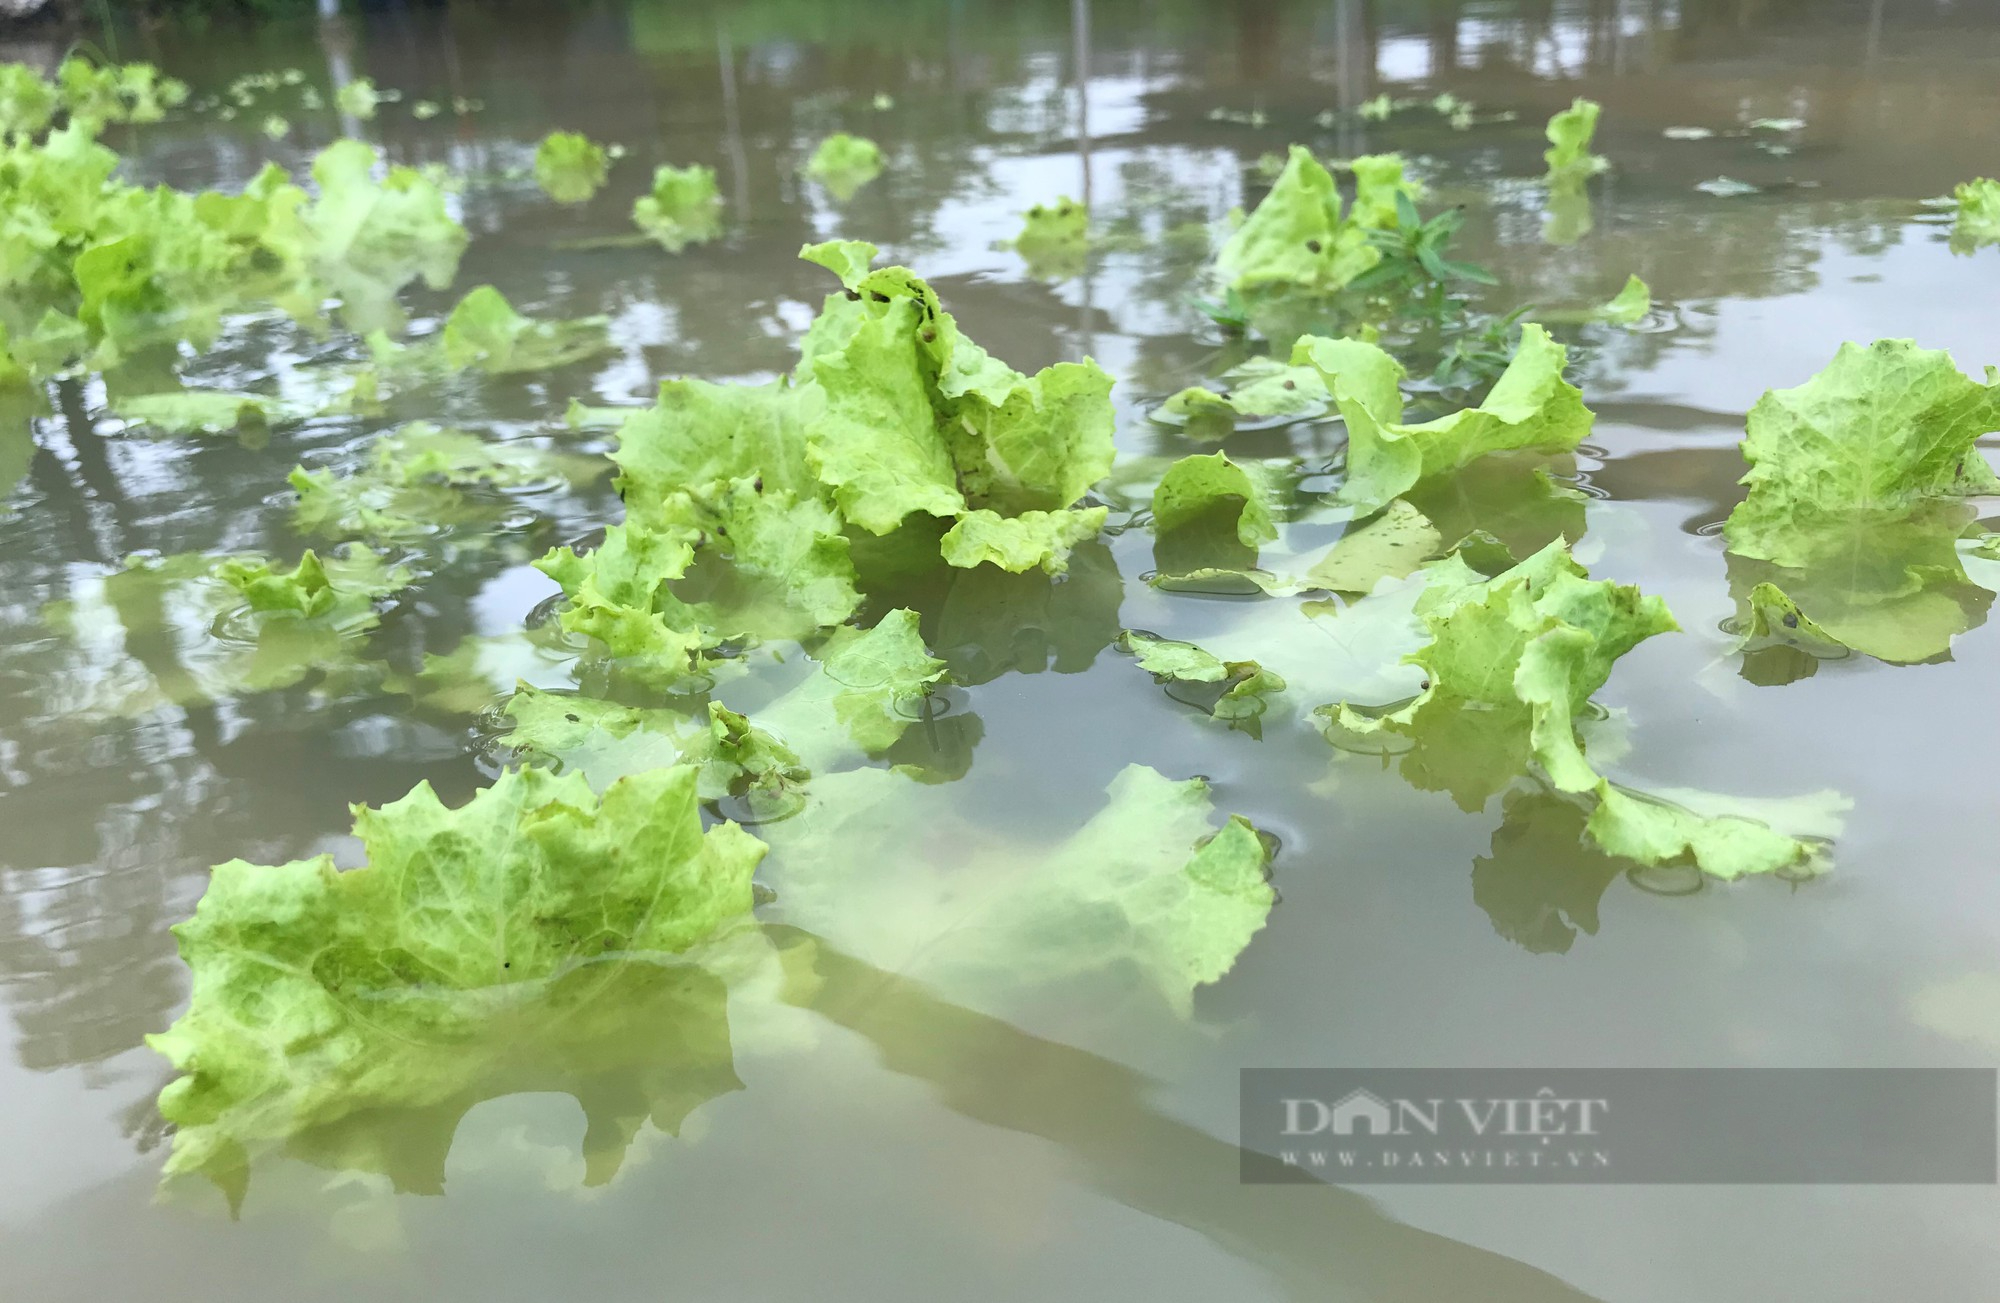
[758, 763, 1274, 1014]
[534, 131, 610, 204]
[633, 163, 723, 251]
[439, 284, 613, 374]
[333, 77, 381, 120]
[1951, 178, 2000, 255]
[1721, 339, 2000, 662]
[1214, 144, 1377, 294]
[1348, 152, 1424, 230]
[1009, 197, 1088, 279]
[1296, 323, 1592, 513]
[1597, 274, 1651, 324]
[501, 685, 804, 798]
[301, 140, 468, 332]
[291, 423, 595, 542]
[806, 292, 967, 531]
[754, 608, 946, 767]
[613, 377, 821, 510]
[666, 478, 862, 641]
[43, 543, 410, 711]
[1320, 542, 1825, 877]
[1119, 631, 1287, 735]
[1153, 452, 1279, 548]
[113, 389, 289, 434]
[147, 765, 765, 1187]
[536, 520, 708, 685]
[940, 506, 1108, 575]
[1302, 498, 1443, 593]
[948, 359, 1116, 513]
[1544, 98, 1607, 179]
[803, 132, 883, 200]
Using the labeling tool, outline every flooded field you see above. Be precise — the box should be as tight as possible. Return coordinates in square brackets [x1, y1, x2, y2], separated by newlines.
[3, 2, 2000, 1299]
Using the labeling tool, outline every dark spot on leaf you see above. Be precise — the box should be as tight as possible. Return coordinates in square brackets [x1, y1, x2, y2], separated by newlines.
[920, 328, 936, 343]
[1305, 239, 1322, 253]
[752, 475, 764, 492]
[843, 289, 862, 301]
[565, 712, 580, 723]
[869, 290, 890, 303]
[1782, 613, 1799, 629]
[1282, 380, 1296, 390]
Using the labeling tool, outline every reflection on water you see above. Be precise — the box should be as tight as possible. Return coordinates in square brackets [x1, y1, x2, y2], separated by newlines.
[4, 0, 2000, 1299]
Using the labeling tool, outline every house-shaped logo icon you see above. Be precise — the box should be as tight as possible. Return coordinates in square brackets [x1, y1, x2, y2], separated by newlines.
[1330, 1089, 1395, 1136]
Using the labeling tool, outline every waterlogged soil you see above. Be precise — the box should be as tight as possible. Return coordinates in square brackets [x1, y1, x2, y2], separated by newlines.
[6, 2, 2000, 1300]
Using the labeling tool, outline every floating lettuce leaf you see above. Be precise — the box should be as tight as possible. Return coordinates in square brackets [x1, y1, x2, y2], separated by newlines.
[536, 520, 708, 685]
[1009, 197, 1088, 279]
[1323, 543, 1674, 805]
[1119, 631, 1286, 735]
[1732, 580, 1848, 660]
[1217, 357, 1331, 419]
[1721, 339, 2000, 662]
[502, 685, 804, 798]
[1157, 386, 1238, 440]
[1153, 452, 1279, 548]
[1304, 499, 1443, 593]
[1296, 323, 1591, 514]
[147, 765, 765, 1188]
[1544, 98, 1607, 180]
[334, 77, 382, 120]
[803, 132, 883, 199]
[439, 285, 613, 374]
[940, 506, 1108, 576]
[1347, 153, 1424, 230]
[1160, 359, 1330, 434]
[1952, 178, 2000, 254]
[754, 608, 946, 767]
[1214, 145, 1377, 294]
[301, 140, 468, 331]
[633, 163, 723, 251]
[1150, 500, 1442, 598]
[1597, 274, 1651, 325]
[215, 547, 406, 619]
[44, 544, 410, 711]
[758, 763, 1274, 1014]
[1320, 542, 1824, 877]
[112, 389, 290, 434]
[534, 131, 610, 204]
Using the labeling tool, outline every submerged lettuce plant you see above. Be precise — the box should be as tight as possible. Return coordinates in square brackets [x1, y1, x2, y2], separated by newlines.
[803, 132, 882, 199]
[1322, 541, 1830, 879]
[535, 130, 611, 204]
[147, 765, 766, 1190]
[1542, 98, 1606, 246]
[633, 163, 723, 251]
[1008, 197, 1089, 279]
[759, 763, 1275, 1015]
[1722, 339, 2000, 662]
[1951, 178, 2000, 254]
[43, 544, 411, 713]
[1294, 324, 1592, 515]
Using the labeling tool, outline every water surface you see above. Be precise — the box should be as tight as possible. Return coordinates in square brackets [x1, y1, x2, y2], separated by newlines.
[5, 2, 2000, 1299]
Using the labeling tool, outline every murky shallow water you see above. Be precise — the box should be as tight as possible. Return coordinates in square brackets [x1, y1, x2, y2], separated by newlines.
[5, 1, 2000, 1299]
